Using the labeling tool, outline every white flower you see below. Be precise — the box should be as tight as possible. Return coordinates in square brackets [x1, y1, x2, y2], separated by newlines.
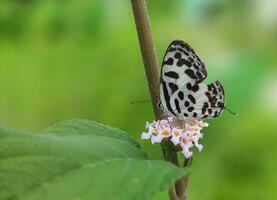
[180, 138, 194, 158]
[141, 131, 151, 140]
[141, 122, 157, 140]
[192, 133, 203, 152]
[182, 146, 193, 158]
[151, 126, 171, 144]
[170, 128, 182, 145]
[140, 117, 208, 158]
[198, 120, 209, 128]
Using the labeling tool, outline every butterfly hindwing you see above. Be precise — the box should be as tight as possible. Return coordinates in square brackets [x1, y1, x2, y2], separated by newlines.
[160, 40, 225, 119]
[169, 81, 225, 119]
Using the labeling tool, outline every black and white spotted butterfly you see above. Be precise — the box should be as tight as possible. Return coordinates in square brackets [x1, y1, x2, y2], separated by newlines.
[158, 40, 225, 120]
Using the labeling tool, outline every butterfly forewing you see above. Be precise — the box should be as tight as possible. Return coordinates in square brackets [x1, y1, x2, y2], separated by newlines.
[160, 40, 225, 119]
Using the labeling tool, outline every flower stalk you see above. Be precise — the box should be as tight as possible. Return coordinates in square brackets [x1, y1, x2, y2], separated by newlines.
[131, 0, 190, 199]
[130, 0, 163, 120]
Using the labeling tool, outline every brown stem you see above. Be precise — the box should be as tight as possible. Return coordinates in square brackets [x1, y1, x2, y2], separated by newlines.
[131, 1, 189, 200]
[169, 157, 192, 200]
[177, 158, 192, 199]
[131, 0, 163, 120]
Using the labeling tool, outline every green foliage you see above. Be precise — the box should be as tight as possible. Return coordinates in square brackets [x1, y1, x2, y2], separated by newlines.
[41, 119, 139, 147]
[0, 120, 186, 200]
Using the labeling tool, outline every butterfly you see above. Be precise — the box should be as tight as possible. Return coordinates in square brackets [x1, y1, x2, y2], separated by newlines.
[159, 40, 225, 120]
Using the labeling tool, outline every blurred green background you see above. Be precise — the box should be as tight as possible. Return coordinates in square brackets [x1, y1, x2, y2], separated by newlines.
[0, 0, 276, 199]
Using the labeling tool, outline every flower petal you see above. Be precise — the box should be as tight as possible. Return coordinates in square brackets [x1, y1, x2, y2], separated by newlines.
[141, 132, 151, 140]
[151, 135, 163, 144]
[141, 117, 208, 158]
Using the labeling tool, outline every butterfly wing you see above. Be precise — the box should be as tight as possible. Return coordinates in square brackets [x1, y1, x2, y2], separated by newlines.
[160, 40, 225, 119]
[169, 80, 225, 119]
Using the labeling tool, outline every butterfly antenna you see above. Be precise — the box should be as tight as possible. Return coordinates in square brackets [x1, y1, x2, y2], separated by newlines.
[130, 100, 151, 104]
[224, 106, 238, 116]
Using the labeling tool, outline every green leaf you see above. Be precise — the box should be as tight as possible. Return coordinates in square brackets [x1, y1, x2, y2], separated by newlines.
[41, 119, 139, 147]
[0, 120, 187, 200]
[15, 159, 185, 200]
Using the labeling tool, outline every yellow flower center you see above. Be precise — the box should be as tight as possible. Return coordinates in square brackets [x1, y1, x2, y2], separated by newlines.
[173, 130, 180, 136]
[152, 128, 158, 136]
[161, 130, 169, 136]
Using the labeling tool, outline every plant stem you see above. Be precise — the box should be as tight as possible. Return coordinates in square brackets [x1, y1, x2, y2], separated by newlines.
[131, 1, 189, 199]
[130, 0, 163, 120]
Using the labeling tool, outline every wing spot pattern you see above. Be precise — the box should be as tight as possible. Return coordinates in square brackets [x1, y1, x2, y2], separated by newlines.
[178, 91, 184, 100]
[164, 71, 179, 79]
[187, 106, 194, 112]
[164, 57, 174, 65]
[185, 69, 198, 79]
[187, 94, 196, 104]
[168, 82, 178, 93]
[186, 83, 199, 92]
[174, 99, 181, 113]
[174, 52, 182, 59]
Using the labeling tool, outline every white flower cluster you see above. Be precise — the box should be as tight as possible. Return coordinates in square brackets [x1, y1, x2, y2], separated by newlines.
[141, 117, 208, 158]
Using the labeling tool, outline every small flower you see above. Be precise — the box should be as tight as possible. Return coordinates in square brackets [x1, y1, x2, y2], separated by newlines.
[181, 141, 193, 158]
[170, 127, 182, 145]
[140, 117, 208, 158]
[198, 120, 209, 128]
[194, 139, 203, 152]
[151, 125, 171, 144]
[141, 122, 157, 140]
[141, 132, 151, 140]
